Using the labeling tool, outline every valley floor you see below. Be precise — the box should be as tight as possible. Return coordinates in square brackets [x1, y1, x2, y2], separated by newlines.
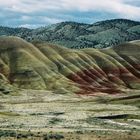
[0, 90, 140, 140]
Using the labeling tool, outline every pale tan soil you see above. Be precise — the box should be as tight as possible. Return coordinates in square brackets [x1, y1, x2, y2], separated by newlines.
[0, 89, 140, 140]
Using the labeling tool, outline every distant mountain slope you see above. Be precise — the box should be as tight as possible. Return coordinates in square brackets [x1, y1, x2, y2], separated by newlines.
[0, 19, 140, 49]
[0, 36, 140, 95]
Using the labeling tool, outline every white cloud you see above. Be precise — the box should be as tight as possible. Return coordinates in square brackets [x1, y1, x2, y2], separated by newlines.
[0, 0, 140, 18]
[18, 24, 44, 28]
[59, 0, 140, 19]
[0, 0, 139, 27]
[0, 0, 139, 19]
[43, 17, 63, 23]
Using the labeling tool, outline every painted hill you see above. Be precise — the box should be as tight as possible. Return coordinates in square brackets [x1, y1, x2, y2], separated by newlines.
[0, 36, 140, 95]
[0, 19, 140, 49]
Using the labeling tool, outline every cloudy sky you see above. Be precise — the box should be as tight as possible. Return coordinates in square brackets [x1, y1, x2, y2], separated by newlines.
[0, 0, 140, 28]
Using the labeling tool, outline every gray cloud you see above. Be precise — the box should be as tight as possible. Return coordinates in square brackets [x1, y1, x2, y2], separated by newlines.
[0, 0, 139, 28]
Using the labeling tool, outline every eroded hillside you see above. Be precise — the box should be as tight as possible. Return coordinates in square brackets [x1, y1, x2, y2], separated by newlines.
[0, 36, 140, 95]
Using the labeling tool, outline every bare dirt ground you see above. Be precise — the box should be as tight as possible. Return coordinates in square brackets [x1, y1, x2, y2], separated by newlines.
[0, 90, 140, 140]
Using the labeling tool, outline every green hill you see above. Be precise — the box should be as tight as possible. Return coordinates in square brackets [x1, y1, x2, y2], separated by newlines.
[0, 19, 140, 49]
